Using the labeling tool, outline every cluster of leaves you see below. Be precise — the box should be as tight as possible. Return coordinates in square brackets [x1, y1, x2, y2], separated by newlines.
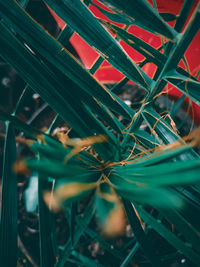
[0, 0, 200, 266]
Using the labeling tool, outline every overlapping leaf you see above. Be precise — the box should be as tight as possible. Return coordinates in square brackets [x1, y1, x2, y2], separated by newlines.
[165, 70, 200, 104]
[43, 0, 152, 90]
[98, 0, 178, 39]
[0, 1, 134, 120]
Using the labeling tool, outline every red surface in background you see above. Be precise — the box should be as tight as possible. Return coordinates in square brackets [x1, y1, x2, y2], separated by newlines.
[47, 0, 200, 123]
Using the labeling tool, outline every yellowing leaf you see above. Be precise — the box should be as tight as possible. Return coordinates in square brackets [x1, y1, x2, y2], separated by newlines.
[64, 135, 107, 162]
[183, 126, 200, 147]
[43, 182, 97, 212]
[13, 160, 31, 175]
[103, 202, 126, 237]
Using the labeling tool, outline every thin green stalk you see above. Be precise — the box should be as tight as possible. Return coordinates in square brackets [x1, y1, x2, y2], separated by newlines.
[0, 123, 18, 267]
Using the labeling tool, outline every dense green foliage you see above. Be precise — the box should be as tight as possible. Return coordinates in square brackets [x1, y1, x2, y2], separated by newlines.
[0, 0, 200, 266]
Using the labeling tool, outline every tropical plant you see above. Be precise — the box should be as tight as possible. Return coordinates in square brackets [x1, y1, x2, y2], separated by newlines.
[0, 0, 200, 266]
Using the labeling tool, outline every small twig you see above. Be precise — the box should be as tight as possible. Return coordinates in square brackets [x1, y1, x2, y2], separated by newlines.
[18, 235, 38, 267]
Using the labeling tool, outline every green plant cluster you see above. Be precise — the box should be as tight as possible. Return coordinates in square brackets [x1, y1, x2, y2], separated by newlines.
[0, 0, 200, 266]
